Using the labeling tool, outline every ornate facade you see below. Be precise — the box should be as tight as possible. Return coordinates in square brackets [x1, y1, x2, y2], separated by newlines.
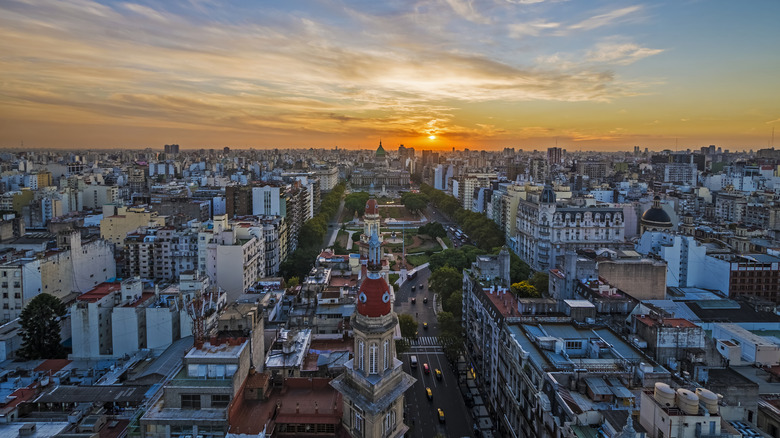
[514, 182, 627, 271]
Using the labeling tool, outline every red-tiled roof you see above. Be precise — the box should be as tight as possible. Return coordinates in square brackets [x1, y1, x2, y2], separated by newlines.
[33, 359, 72, 373]
[78, 282, 121, 302]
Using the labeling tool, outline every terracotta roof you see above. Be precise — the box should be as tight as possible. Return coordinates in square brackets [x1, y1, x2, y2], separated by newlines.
[33, 359, 72, 373]
[78, 282, 121, 302]
[365, 199, 378, 215]
[357, 276, 391, 317]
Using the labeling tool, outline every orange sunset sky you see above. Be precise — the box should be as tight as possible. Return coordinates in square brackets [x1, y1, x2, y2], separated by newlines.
[1, 0, 779, 151]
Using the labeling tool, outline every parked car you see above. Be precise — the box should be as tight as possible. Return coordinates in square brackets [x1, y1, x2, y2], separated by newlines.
[423, 297, 428, 304]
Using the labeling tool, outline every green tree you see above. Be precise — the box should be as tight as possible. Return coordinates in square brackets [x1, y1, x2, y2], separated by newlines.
[444, 290, 463, 318]
[428, 249, 468, 272]
[437, 311, 464, 362]
[287, 276, 300, 289]
[509, 251, 532, 284]
[398, 314, 418, 338]
[401, 192, 428, 213]
[530, 271, 549, 295]
[418, 221, 446, 239]
[344, 192, 370, 216]
[510, 281, 540, 298]
[429, 266, 462, 303]
[19, 293, 66, 360]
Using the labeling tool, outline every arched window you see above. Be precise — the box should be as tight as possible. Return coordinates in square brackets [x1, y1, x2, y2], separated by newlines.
[369, 343, 378, 374]
[384, 340, 390, 370]
[358, 340, 364, 372]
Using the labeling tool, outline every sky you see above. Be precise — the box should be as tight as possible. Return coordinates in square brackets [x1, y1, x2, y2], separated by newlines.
[0, 0, 779, 151]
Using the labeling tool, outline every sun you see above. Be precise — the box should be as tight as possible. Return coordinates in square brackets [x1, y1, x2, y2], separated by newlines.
[428, 135, 436, 140]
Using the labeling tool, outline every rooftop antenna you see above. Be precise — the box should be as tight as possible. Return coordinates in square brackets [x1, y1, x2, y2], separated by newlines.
[772, 127, 775, 148]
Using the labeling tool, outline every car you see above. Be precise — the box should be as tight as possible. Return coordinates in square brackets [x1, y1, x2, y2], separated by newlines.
[435, 368, 442, 380]
[411, 285, 415, 291]
[423, 297, 428, 304]
[420, 284, 425, 290]
[423, 322, 428, 330]
[411, 297, 416, 304]
[410, 355, 418, 368]
[423, 363, 430, 374]
[438, 408, 445, 423]
[426, 387, 433, 400]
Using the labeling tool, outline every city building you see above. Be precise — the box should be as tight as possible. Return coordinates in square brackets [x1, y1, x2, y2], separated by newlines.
[330, 210, 415, 438]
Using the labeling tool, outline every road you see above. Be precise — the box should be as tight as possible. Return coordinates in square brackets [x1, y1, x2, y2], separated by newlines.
[395, 267, 474, 438]
[324, 196, 346, 247]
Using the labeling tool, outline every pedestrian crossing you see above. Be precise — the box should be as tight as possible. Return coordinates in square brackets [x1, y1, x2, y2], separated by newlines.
[405, 336, 439, 346]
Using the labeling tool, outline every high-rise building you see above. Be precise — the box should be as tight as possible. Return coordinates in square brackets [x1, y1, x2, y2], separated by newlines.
[331, 213, 415, 438]
[547, 147, 564, 165]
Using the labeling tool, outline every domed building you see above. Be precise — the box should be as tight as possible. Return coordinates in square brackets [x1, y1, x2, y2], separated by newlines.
[640, 196, 673, 233]
[331, 207, 415, 438]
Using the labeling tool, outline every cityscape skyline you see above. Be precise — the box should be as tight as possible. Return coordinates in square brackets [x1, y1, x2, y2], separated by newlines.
[1, 0, 779, 150]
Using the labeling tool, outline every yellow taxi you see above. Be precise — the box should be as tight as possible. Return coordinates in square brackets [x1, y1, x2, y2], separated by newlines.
[426, 387, 433, 400]
[435, 368, 442, 380]
[437, 408, 445, 423]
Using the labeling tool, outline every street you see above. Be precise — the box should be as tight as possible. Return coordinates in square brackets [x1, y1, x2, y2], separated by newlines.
[395, 267, 474, 438]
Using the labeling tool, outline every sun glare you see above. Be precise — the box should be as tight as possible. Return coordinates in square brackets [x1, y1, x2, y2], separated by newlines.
[428, 135, 436, 140]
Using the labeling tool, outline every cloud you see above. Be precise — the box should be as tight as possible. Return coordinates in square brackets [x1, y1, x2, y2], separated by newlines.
[570, 5, 642, 31]
[0, 0, 666, 146]
[508, 20, 560, 38]
[586, 41, 664, 65]
[442, 0, 491, 24]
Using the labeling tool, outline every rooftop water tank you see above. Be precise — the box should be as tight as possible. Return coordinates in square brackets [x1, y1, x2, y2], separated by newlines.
[696, 388, 719, 414]
[676, 388, 699, 415]
[654, 382, 675, 407]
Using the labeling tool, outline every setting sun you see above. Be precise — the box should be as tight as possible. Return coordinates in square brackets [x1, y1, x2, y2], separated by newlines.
[428, 135, 436, 140]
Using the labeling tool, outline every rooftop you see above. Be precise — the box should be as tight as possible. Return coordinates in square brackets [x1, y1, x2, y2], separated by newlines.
[228, 377, 342, 436]
[635, 317, 698, 329]
[77, 282, 121, 302]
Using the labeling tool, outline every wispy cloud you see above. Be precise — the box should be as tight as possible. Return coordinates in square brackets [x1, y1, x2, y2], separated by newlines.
[569, 5, 642, 31]
[586, 40, 664, 65]
[508, 20, 560, 38]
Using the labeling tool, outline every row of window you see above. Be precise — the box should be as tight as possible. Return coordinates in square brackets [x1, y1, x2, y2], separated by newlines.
[357, 339, 391, 374]
[180, 393, 230, 409]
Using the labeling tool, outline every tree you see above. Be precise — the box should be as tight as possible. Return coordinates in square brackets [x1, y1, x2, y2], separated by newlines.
[287, 276, 300, 289]
[530, 271, 549, 295]
[19, 293, 66, 360]
[344, 192, 370, 216]
[418, 221, 446, 239]
[510, 281, 540, 298]
[428, 249, 468, 272]
[429, 266, 462, 304]
[398, 314, 418, 339]
[444, 290, 463, 318]
[437, 311, 464, 362]
[509, 251, 532, 284]
[401, 192, 428, 213]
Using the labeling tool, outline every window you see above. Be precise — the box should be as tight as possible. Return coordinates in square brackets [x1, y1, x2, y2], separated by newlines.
[353, 408, 364, 433]
[181, 394, 201, 409]
[383, 410, 396, 434]
[211, 394, 230, 408]
[369, 343, 378, 374]
[358, 341, 364, 372]
[565, 341, 582, 350]
[384, 340, 390, 370]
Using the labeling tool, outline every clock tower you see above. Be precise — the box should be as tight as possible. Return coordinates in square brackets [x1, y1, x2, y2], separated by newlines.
[331, 215, 415, 438]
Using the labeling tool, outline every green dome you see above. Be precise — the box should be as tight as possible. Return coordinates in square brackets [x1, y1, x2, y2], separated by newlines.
[376, 141, 386, 158]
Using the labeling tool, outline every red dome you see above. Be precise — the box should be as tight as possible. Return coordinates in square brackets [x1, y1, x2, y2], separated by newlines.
[357, 276, 391, 317]
[365, 199, 378, 215]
